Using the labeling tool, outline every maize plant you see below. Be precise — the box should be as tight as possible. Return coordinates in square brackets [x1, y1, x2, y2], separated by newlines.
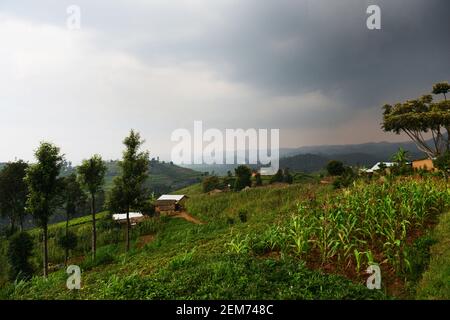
[251, 176, 449, 274]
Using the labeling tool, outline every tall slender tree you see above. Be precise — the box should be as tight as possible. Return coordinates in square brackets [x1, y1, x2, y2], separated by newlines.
[0, 160, 29, 233]
[25, 142, 64, 277]
[108, 130, 149, 251]
[60, 173, 86, 264]
[77, 155, 106, 259]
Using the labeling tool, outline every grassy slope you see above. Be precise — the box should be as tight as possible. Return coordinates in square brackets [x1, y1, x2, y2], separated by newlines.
[0, 182, 385, 300]
[416, 210, 450, 299]
[103, 160, 202, 192]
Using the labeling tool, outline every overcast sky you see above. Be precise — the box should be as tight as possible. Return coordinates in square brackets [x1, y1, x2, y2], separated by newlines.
[0, 0, 449, 163]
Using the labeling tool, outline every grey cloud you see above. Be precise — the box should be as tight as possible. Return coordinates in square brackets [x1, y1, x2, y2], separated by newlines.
[0, 0, 449, 162]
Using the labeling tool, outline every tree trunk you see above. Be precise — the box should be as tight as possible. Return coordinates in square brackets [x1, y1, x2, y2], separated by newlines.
[91, 193, 97, 259]
[446, 127, 450, 152]
[9, 215, 16, 234]
[43, 224, 48, 278]
[126, 207, 130, 252]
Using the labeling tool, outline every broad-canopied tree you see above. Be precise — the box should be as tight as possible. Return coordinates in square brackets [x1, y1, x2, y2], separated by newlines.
[25, 142, 64, 277]
[77, 155, 107, 259]
[382, 82, 450, 158]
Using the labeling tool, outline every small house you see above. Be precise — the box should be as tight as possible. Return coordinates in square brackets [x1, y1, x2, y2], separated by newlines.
[361, 162, 397, 174]
[112, 212, 145, 225]
[412, 158, 435, 171]
[155, 194, 188, 214]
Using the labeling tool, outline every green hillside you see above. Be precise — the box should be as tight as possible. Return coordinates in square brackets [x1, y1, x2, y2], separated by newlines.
[103, 159, 203, 194]
[0, 160, 203, 230]
[1, 176, 448, 300]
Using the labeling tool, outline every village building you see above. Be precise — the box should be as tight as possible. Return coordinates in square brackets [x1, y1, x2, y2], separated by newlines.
[361, 162, 397, 174]
[112, 212, 145, 225]
[412, 158, 436, 171]
[155, 194, 188, 214]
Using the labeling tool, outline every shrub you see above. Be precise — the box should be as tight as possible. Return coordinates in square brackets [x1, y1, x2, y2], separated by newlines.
[404, 235, 437, 282]
[254, 172, 262, 186]
[202, 175, 221, 193]
[270, 169, 284, 184]
[434, 151, 450, 179]
[234, 165, 252, 191]
[326, 160, 345, 176]
[7, 232, 34, 281]
[283, 168, 293, 184]
[140, 199, 156, 217]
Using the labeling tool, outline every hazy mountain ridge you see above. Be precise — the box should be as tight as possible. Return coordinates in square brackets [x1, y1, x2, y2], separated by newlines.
[280, 140, 426, 160]
[182, 140, 427, 174]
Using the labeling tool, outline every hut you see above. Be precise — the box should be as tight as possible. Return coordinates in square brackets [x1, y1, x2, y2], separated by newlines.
[155, 194, 188, 214]
[412, 158, 435, 171]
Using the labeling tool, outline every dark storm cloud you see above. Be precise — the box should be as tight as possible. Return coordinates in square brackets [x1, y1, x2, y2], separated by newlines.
[152, 0, 450, 108]
[1, 0, 449, 162]
[3, 0, 448, 109]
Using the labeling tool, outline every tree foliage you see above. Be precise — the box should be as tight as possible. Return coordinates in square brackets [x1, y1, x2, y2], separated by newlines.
[78, 154, 107, 259]
[78, 155, 107, 197]
[432, 82, 449, 100]
[434, 150, 450, 179]
[254, 172, 262, 186]
[0, 161, 29, 233]
[60, 174, 85, 264]
[283, 168, 293, 184]
[234, 165, 252, 191]
[24, 142, 64, 277]
[62, 173, 86, 225]
[202, 175, 221, 193]
[7, 231, 34, 281]
[382, 82, 450, 158]
[326, 160, 345, 176]
[270, 169, 284, 184]
[108, 130, 149, 251]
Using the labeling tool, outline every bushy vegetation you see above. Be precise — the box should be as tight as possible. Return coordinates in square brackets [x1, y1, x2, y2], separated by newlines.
[0, 172, 448, 300]
[202, 175, 221, 193]
[227, 177, 449, 292]
[7, 232, 34, 281]
[416, 210, 450, 299]
[326, 160, 345, 176]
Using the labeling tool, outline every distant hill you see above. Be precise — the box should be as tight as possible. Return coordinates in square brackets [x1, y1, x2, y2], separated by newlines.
[0, 160, 202, 230]
[182, 139, 428, 175]
[103, 159, 203, 194]
[279, 152, 382, 173]
[280, 140, 426, 160]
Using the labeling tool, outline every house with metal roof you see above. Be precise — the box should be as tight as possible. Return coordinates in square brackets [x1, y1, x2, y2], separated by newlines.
[112, 212, 145, 225]
[361, 162, 397, 173]
[155, 194, 188, 214]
